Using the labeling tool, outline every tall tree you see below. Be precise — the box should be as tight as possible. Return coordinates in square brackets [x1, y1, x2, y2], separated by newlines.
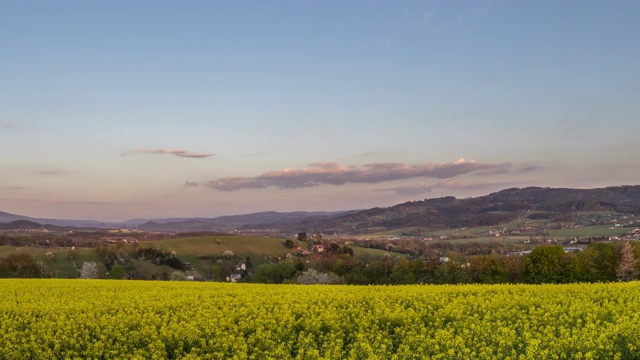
[467, 253, 508, 284]
[579, 242, 618, 282]
[616, 242, 638, 282]
[523, 245, 565, 284]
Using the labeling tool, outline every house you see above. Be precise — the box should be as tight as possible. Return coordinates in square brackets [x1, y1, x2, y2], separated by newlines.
[507, 250, 532, 256]
[294, 247, 311, 255]
[310, 244, 326, 253]
[227, 273, 242, 283]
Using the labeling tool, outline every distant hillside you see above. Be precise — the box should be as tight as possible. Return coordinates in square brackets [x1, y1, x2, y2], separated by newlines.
[0, 209, 350, 232]
[0, 211, 106, 228]
[245, 185, 640, 233]
[136, 211, 352, 232]
[3, 185, 640, 234]
[0, 220, 44, 230]
[0, 211, 35, 223]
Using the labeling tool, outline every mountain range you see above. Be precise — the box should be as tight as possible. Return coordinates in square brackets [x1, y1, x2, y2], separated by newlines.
[2, 185, 640, 233]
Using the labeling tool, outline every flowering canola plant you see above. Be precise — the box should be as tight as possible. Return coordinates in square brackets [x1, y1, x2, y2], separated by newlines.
[1, 279, 639, 359]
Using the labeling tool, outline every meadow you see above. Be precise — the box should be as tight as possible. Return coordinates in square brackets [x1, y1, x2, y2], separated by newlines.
[1, 279, 639, 359]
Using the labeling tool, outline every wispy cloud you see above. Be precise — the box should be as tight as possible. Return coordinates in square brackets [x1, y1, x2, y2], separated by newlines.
[39, 170, 61, 176]
[202, 159, 518, 191]
[122, 148, 214, 159]
[3, 122, 14, 129]
[184, 181, 200, 188]
[0, 186, 25, 190]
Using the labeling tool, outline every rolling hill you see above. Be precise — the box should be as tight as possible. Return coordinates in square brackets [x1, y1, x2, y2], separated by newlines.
[2, 185, 640, 234]
[244, 185, 640, 233]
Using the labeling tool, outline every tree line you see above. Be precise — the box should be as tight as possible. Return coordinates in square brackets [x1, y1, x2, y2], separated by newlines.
[249, 241, 639, 285]
[1, 238, 638, 285]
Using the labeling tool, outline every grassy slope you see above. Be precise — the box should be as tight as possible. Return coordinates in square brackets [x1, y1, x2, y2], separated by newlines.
[350, 246, 404, 258]
[136, 236, 303, 276]
[548, 225, 629, 239]
[0, 246, 101, 278]
[140, 235, 290, 259]
[139, 236, 405, 270]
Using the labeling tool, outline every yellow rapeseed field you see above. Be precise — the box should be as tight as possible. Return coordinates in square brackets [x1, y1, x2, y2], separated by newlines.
[1, 279, 639, 359]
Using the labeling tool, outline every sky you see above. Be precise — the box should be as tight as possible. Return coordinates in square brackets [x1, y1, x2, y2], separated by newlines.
[1, 1, 639, 221]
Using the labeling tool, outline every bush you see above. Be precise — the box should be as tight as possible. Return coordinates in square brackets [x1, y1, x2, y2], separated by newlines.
[107, 264, 126, 279]
[170, 271, 188, 281]
[79, 261, 105, 279]
[0, 253, 47, 278]
[297, 269, 342, 285]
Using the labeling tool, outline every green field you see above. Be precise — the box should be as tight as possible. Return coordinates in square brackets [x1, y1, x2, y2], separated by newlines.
[351, 227, 422, 238]
[445, 236, 527, 244]
[2, 279, 640, 359]
[354, 219, 634, 244]
[0, 246, 101, 278]
[548, 225, 629, 239]
[138, 235, 300, 271]
[140, 235, 287, 255]
[349, 245, 404, 258]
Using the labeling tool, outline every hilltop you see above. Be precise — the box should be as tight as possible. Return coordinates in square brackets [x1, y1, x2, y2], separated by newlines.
[251, 185, 640, 234]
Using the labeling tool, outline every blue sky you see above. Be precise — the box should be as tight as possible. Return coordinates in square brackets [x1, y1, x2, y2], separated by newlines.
[1, 1, 639, 221]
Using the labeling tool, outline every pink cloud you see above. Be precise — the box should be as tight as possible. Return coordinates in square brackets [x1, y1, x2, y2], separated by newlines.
[122, 148, 213, 159]
[203, 159, 521, 191]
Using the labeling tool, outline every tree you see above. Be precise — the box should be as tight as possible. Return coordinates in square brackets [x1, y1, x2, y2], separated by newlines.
[390, 258, 418, 284]
[296, 269, 341, 284]
[296, 232, 308, 242]
[0, 253, 41, 278]
[165, 251, 184, 270]
[359, 254, 395, 284]
[467, 253, 508, 284]
[504, 255, 524, 283]
[79, 261, 102, 279]
[419, 250, 442, 284]
[434, 255, 469, 284]
[616, 242, 638, 282]
[579, 242, 617, 282]
[341, 245, 355, 257]
[332, 255, 361, 277]
[523, 245, 565, 284]
[561, 252, 584, 283]
[36, 261, 56, 278]
[252, 260, 300, 284]
[170, 271, 188, 281]
[107, 264, 126, 279]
